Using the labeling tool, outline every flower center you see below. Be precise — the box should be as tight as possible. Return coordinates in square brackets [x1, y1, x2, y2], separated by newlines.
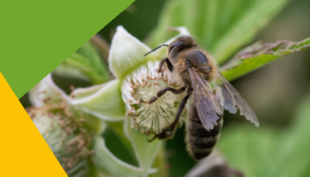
[121, 61, 184, 134]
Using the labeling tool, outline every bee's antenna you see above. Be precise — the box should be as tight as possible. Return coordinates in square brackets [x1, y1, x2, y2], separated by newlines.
[144, 44, 169, 56]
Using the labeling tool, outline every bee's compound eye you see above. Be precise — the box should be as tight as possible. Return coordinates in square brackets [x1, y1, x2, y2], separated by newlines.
[169, 41, 183, 53]
[185, 60, 192, 68]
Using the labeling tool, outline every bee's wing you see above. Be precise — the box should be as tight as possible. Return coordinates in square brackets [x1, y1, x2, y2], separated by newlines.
[216, 72, 259, 127]
[187, 67, 223, 130]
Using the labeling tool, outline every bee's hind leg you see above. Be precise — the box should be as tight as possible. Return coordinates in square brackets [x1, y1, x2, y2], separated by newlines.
[139, 87, 186, 104]
[148, 91, 191, 142]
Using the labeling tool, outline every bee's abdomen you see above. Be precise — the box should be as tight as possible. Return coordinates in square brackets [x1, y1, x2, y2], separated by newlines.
[186, 104, 223, 160]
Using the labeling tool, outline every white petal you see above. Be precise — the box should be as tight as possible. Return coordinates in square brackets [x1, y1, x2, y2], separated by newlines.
[109, 26, 155, 79]
[70, 82, 107, 100]
[70, 80, 126, 121]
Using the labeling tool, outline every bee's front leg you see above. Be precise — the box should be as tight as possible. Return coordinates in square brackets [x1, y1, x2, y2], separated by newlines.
[157, 57, 174, 73]
[148, 92, 191, 142]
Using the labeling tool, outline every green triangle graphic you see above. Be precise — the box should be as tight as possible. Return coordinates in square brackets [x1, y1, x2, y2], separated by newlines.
[0, 0, 134, 98]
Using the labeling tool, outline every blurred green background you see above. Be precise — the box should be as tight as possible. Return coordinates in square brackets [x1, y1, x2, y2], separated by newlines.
[20, 0, 310, 176]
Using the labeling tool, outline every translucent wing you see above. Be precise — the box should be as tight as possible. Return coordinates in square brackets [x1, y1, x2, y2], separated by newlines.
[216, 72, 259, 127]
[187, 67, 223, 130]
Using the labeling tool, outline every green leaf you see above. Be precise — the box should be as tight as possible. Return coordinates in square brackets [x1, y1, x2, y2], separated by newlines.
[53, 64, 90, 82]
[62, 52, 109, 84]
[92, 135, 143, 177]
[76, 42, 110, 83]
[70, 80, 126, 121]
[76, 42, 106, 67]
[104, 121, 138, 166]
[53, 41, 109, 84]
[148, 0, 287, 63]
[221, 38, 310, 81]
[266, 94, 310, 177]
[124, 118, 162, 177]
[217, 125, 280, 177]
[106, 121, 136, 157]
[218, 93, 310, 177]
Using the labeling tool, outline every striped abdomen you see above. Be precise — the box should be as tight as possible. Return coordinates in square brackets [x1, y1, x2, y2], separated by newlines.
[186, 103, 223, 160]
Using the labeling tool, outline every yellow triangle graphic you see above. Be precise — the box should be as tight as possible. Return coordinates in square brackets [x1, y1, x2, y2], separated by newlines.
[0, 73, 67, 177]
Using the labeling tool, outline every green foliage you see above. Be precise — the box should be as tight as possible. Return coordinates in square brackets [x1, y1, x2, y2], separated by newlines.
[221, 38, 310, 81]
[218, 93, 310, 177]
[148, 0, 287, 64]
[92, 136, 142, 177]
[55, 42, 110, 84]
[124, 119, 162, 176]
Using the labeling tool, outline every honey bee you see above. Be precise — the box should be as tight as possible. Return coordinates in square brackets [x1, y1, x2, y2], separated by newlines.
[141, 36, 259, 160]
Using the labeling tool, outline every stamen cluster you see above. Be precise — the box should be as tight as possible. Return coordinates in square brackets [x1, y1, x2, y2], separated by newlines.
[121, 61, 185, 134]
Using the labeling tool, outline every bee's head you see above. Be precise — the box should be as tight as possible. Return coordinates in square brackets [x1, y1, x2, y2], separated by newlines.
[168, 36, 197, 57]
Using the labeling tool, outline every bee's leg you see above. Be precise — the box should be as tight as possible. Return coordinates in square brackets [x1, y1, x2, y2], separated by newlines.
[139, 87, 186, 104]
[157, 57, 174, 72]
[148, 92, 191, 142]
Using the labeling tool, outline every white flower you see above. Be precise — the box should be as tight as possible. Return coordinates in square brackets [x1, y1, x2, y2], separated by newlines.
[109, 26, 190, 134]
[27, 26, 191, 176]
[121, 60, 180, 134]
